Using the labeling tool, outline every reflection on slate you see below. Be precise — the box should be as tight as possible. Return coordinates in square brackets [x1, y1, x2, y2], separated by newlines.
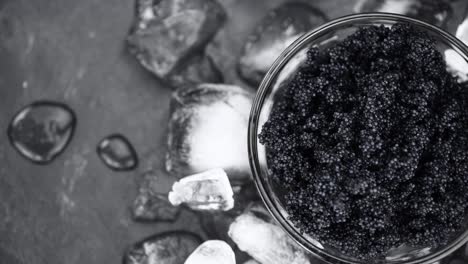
[1, 0, 468, 263]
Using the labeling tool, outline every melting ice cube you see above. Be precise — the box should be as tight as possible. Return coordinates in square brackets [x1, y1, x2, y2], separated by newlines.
[228, 213, 310, 264]
[166, 83, 253, 184]
[184, 240, 235, 264]
[168, 168, 234, 211]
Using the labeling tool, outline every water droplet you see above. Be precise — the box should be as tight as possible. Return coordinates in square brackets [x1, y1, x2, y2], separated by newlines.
[97, 134, 138, 171]
[8, 101, 76, 164]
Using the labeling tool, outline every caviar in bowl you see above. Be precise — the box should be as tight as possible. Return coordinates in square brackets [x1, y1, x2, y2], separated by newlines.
[248, 13, 468, 264]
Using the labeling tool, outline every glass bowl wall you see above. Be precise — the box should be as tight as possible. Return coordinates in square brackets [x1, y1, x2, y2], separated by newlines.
[248, 13, 468, 264]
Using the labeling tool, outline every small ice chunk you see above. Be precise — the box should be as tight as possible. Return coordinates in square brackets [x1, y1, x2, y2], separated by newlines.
[124, 231, 202, 264]
[445, 49, 468, 82]
[184, 240, 235, 264]
[166, 83, 253, 184]
[168, 168, 234, 211]
[228, 213, 310, 264]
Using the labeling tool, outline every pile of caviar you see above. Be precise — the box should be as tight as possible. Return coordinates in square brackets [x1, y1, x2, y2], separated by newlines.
[259, 23, 468, 259]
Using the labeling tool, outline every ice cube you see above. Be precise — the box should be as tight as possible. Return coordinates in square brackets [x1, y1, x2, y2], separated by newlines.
[238, 2, 327, 86]
[132, 171, 180, 221]
[168, 168, 234, 211]
[354, 0, 451, 28]
[124, 231, 202, 264]
[127, 0, 226, 79]
[166, 83, 253, 184]
[184, 240, 235, 264]
[228, 213, 310, 264]
[444, 49, 468, 82]
[456, 16, 468, 45]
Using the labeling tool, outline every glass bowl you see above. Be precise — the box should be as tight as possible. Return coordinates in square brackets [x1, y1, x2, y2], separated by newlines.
[248, 13, 468, 264]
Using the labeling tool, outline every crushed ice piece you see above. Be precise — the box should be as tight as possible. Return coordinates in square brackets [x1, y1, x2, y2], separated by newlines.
[445, 49, 468, 82]
[168, 168, 234, 211]
[228, 213, 310, 264]
[238, 2, 327, 86]
[354, 0, 451, 28]
[184, 240, 235, 264]
[124, 231, 202, 264]
[166, 83, 253, 184]
[127, 0, 226, 79]
[132, 171, 180, 221]
[8, 101, 76, 164]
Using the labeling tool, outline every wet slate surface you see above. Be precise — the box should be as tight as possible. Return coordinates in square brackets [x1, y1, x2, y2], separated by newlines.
[0, 0, 466, 264]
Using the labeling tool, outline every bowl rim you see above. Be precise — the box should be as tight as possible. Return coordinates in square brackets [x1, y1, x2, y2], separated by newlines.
[248, 12, 468, 264]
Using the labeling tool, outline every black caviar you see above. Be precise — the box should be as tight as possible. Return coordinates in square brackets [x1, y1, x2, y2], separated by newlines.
[259, 23, 468, 259]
